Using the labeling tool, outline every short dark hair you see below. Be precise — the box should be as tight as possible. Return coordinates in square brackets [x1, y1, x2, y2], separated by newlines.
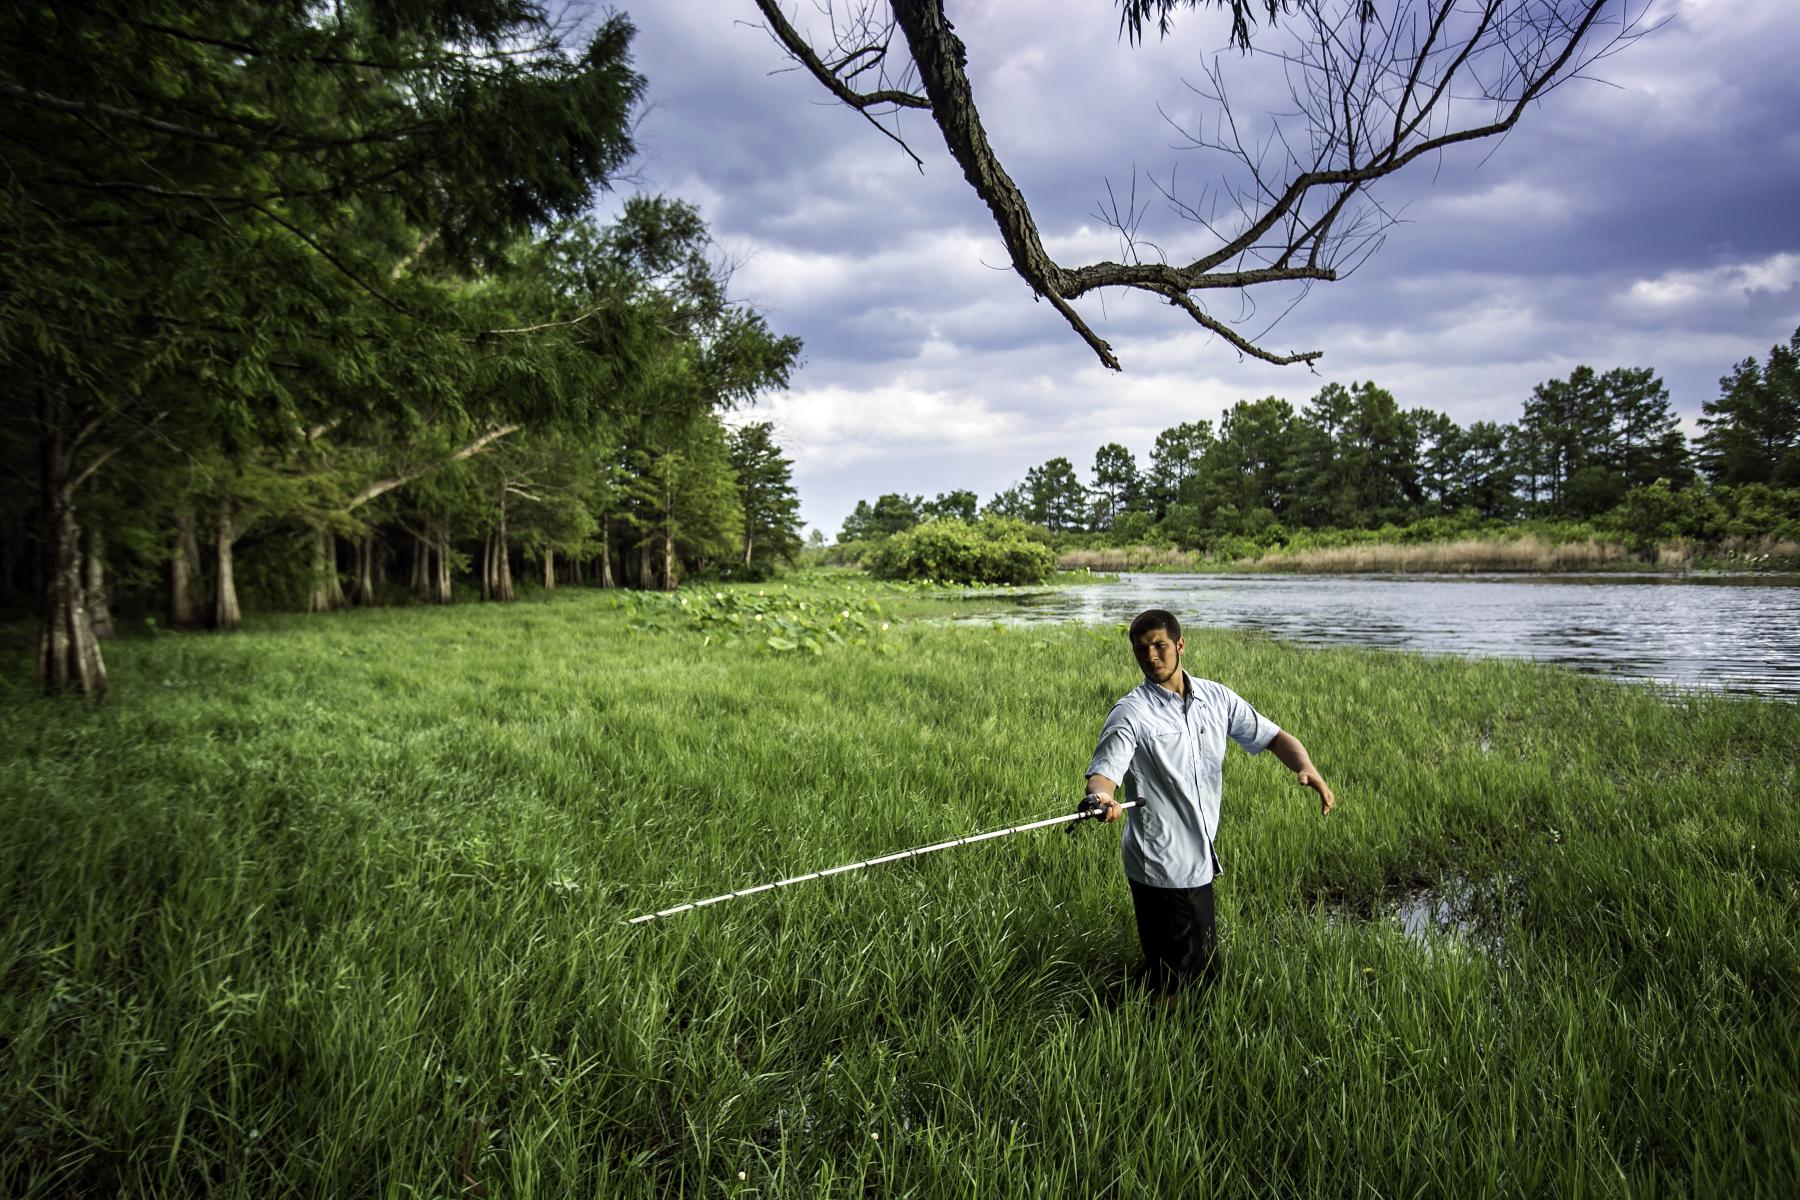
[1128, 608, 1181, 644]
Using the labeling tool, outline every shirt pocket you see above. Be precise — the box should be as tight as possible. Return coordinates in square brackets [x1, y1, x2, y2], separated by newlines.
[1143, 730, 1187, 780]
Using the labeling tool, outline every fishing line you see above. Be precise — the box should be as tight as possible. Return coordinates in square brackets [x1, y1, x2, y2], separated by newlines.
[624, 799, 1139, 925]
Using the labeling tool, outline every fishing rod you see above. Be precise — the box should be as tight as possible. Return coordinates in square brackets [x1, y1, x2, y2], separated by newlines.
[624, 796, 1139, 925]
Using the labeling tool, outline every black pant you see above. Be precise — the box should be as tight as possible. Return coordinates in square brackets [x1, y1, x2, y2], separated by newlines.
[1128, 878, 1219, 990]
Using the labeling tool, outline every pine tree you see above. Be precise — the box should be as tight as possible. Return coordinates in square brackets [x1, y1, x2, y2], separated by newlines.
[1090, 443, 1141, 530]
[728, 422, 804, 579]
[1146, 421, 1214, 518]
[1025, 459, 1088, 532]
[1697, 330, 1800, 487]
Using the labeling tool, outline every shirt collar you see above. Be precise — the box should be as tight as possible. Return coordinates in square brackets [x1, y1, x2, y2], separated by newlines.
[1142, 671, 1201, 714]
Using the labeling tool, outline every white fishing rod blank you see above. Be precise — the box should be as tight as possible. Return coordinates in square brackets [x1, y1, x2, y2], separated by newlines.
[624, 799, 1138, 925]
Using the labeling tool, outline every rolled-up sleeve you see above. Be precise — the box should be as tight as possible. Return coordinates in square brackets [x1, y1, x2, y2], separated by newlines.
[1086, 702, 1138, 783]
[1221, 686, 1280, 755]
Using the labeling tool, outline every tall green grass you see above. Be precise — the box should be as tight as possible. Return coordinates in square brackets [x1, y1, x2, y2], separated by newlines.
[2, 583, 1795, 1196]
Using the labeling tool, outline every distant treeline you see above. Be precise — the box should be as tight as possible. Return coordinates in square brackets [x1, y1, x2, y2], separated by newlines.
[1, 4, 808, 697]
[836, 330, 1800, 564]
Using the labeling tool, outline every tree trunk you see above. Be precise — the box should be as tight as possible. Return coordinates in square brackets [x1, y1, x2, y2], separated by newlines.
[661, 526, 676, 592]
[307, 529, 347, 613]
[169, 507, 203, 628]
[211, 497, 242, 631]
[353, 534, 377, 606]
[495, 497, 515, 602]
[433, 530, 453, 604]
[743, 526, 754, 567]
[600, 517, 614, 588]
[84, 526, 116, 640]
[542, 546, 555, 590]
[307, 531, 328, 613]
[37, 414, 108, 697]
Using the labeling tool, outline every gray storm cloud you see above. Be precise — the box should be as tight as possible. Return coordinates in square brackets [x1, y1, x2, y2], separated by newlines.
[608, 1, 1800, 535]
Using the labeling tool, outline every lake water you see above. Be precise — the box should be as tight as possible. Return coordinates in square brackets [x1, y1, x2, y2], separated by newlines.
[945, 573, 1800, 698]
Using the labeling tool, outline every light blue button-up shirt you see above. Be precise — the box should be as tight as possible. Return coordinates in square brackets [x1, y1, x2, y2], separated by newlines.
[1086, 671, 1280, 889]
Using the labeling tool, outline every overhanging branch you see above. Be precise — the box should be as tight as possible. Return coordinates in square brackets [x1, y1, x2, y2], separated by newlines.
[345, 424, 524, 510]
[751, 0, 1640, 371]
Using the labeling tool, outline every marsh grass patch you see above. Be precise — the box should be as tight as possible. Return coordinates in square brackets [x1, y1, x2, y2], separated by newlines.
[2, 583, 1795, 1196]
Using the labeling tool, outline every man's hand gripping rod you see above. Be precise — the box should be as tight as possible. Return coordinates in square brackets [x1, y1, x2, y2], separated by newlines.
[624, 797, 1138, 925]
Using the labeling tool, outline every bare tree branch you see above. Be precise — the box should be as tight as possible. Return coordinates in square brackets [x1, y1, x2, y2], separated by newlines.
[477, 309, 606, 336]
[751, 0, 931, 168]
[750, 1, 929, 110]
[753, 0, 1645, 371]
[344, 424, 524, 510]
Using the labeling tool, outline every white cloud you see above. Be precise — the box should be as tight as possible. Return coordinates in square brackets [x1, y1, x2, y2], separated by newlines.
[749, 383, 1024, 466]
[1424, 181, 1586, 226]
[1624, 252, 1800, 310]
[731, 227, 1010, 315]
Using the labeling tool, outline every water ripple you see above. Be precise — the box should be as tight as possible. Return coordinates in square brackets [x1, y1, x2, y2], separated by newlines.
[947, 572, 1800, 698]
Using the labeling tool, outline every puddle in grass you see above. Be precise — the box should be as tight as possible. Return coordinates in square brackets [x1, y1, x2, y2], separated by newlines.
[1386, 873, 1518, 956]
[1321, 872, 1520, 957]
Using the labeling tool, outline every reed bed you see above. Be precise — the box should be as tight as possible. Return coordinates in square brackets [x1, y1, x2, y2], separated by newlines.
[1057, 545, 1203, 572]
[2, 583, 1795, 1197]
[1245, 535, 1639, 574]
[1711, 536, 1800, 568]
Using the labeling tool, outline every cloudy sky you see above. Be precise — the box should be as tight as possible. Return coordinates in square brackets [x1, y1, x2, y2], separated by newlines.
[596, 1, 1799, 538]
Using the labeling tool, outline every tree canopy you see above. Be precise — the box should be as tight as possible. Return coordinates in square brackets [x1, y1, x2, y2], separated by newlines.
[1, 2, 804, 697]
[832, 335, 1800, 557]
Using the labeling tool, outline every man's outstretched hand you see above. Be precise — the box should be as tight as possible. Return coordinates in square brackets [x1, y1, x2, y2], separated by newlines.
[1300, 770, 1335, 816]
[1268, 732, 1335, 817]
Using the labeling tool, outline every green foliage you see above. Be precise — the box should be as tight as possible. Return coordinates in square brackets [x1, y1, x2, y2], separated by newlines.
[1024, 457, 1087, 532]
[1146, 420, 1214, 519]
[1089, 443, 1140, 529]
[923, 489, 980, 523]
[1697, 328, 1800, 488]
[1110, 509, 1158, 544]
[618, 582, 898, 655]
[618, 416, 744, 587]
[1717, 483, 1800, 542]
[838, 494, 922, 543]
[865, 519, 1056, 585]
[1610, 479, 1724, 552]
[983, 484, 1031, 522]
[1517, 366, 1690, 516]
[838, 338, 1790, 571]
[727, 422, 805, 581]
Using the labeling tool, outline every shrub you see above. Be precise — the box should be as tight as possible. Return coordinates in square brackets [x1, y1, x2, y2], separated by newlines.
[822, 538, 877, 567]
[865, 518, 1055, 584]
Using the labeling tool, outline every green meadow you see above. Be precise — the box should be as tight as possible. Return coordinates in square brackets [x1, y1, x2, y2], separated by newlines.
[3, 581, 1796, 1197]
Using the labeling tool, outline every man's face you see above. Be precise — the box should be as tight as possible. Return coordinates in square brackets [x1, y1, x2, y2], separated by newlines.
[1133, 627, 1183, 686]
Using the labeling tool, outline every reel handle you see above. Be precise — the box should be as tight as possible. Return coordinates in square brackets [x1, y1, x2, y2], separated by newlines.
[1067, 795, 1131, 834]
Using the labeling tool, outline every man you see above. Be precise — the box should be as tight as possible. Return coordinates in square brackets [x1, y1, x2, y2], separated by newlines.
[1085, 608, 1335, 997]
